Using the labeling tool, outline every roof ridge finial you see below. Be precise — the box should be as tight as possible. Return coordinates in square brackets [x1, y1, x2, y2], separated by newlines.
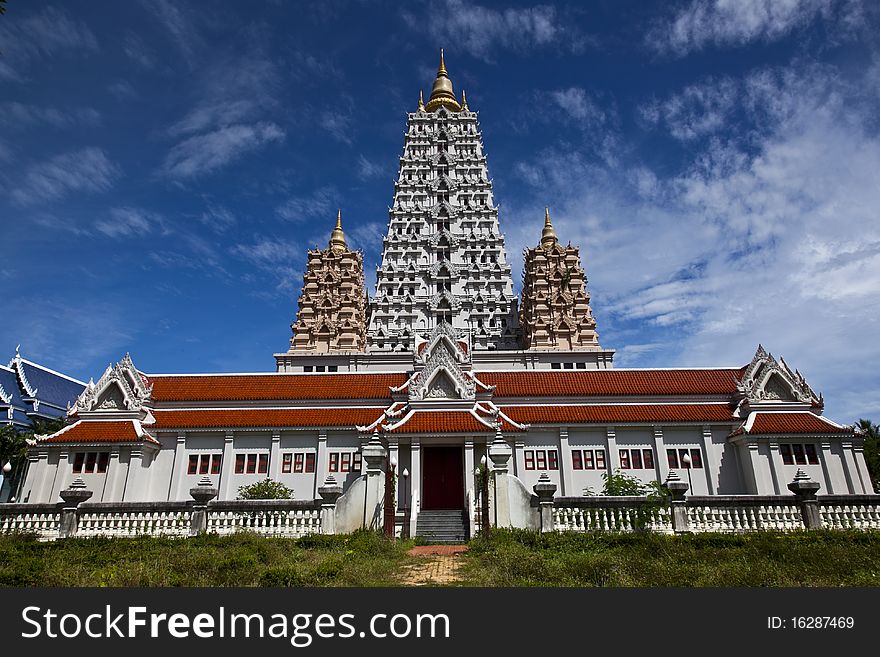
[418, 89, 425, 111]
[329, 209, 348, 254]
[541, 207, 558, 249]
[439, 48, 447, 76]
[461, 89, 468, 110]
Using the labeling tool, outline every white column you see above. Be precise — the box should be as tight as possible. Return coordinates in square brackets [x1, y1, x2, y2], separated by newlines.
[839, 441, 858, 494]
[49, 450, 69, 502]
[104, 451, 123, 501]
[818, 441, 835, 494]
[409, 436, 421, 537]
[744, 442, 773, 494]
[269, 431, 282, 480]
[218, 432, 235, 500]
[513, 439, 525, 477]
[605, 427, 618, 475]
[700, 425, 716, 494]
[170, 434, 187, 500]
[767, 442, 782, 495]
[652, 426, 667, 484]
[464, 438, 475, 486]
[122, 449, 144, 502]
[852, 443, 874, 494]
[313, 431, 328, 499]
[558, 427, 573, 496]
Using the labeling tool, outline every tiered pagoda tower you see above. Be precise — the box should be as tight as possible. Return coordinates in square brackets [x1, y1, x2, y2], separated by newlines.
[519, 209, 600, 350]
[287, 212, 367, 353]
[366, 50, 520, 352]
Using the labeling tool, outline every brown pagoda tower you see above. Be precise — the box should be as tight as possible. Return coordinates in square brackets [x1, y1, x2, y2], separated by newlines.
[519, 208, 600, 350]
[288, 211, 367, 353]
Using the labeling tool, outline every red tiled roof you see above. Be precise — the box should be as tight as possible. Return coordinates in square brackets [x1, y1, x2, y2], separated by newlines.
[151, 408, 384, 429]
[734, 412, 852, 436]
[385, 411, 514, 434]
[481, 369, 743, 398]
[38, 420, 156, 444]
[502, 404, 735, 425]
[148, 373, 406, 402]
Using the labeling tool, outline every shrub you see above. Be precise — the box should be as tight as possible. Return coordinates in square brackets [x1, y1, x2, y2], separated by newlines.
[237, 478, 294, 500]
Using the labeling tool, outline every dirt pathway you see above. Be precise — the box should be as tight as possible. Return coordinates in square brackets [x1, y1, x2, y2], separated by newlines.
[397, 545, 468, 585]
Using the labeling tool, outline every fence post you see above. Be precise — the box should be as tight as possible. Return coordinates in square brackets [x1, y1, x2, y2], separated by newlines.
[787, 469, 822, 529]
[189, 476, 219, 536]
[488, 428, 512, 527]
[665, 470, 690, 534]
[318, 475, 343, 535]
[533, 472, 557, 533]
[58, 478, 93, 539]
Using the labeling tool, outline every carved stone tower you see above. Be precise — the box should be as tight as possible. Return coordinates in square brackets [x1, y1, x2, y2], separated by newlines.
[519, 209, 600, 350]
[288, 212, 367, 353]
[366, 50, 520, 352]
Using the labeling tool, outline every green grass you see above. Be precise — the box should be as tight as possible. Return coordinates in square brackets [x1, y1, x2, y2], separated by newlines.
[3, 529, 879, 587]
[0, 530, 416, 587]
[461, 529, 880, 586]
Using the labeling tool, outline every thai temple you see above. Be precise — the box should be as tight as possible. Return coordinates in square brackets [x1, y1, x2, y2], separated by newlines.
[21, 53, 874, 539]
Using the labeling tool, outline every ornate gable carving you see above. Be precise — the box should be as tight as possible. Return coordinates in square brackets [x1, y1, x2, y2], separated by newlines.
[73, 353, 152, 414]
[408, 323, 475, 401]
[737, 345, 819, 406]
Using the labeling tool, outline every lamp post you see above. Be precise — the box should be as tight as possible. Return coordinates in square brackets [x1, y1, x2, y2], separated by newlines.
[1, 462, 11, 504]
[479, 455, 490, 536]
[384, 455, 398, 538]
[681, 451, 693, 494]
[473, 467, 481, 534]
[401, 468, 409, 539]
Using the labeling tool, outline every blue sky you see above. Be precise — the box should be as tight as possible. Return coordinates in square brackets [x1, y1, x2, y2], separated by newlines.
[1, 0, 879, 423]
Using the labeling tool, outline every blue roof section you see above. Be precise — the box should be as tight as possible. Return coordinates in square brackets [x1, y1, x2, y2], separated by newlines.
[17, 359, 86, 411]
[0, 366, 25, 410]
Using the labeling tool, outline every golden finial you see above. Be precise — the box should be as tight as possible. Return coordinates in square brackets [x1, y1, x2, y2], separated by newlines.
[425, 48, 462, 112]
[329, 209, 348, 253]
[418, 89, 425, 111]
[541, 207, 558, 249]
[461, 89, 468, 110]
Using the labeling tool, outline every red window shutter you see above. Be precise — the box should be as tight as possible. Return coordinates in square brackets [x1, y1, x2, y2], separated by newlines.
[548, 450, 558, 470]
[524, 451, 535, 470]
[619, 449, 630, 469]
[631, 449, 643, 470]
[690, 449, 703, 468]
[97, 452, 109, 474]
[72, 452, 85, 474]
[235, 454, 245, 474]
[584, 450, 594, 470]
[305, 453, 316, 473]
[211, 454, 222, 475]
[595, 450, 606, 469]
[572, 450, 583, 470]
[246, 454, 257, 474]
[85, 452, 97, 474]
[536, 450, 547, 470]
[258, 454, 269, 474]
[667, 449, 679, 469]
[804, 444, 819, 465]
[199, 455, 210, 475]
[329, 453, 339, 472]
[643, 449, 654, 470]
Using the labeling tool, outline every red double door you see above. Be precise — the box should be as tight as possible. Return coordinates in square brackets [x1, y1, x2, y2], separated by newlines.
[421, 446, 464, 510]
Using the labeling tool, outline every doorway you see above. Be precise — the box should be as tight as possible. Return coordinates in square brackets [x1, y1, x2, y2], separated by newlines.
[422, 445, 464, 509]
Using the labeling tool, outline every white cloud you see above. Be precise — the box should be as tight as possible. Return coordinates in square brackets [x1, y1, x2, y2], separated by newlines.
[319, 110, 354, 144]
[12, 148, 120, 206]
[161, 122, 284, 179]
[647, 0, 862, 56]
[508, 59, 880, 421]
[95, 207, 160, 239]
[640, 77, 737, 140]
[0, 102, 101, 128]
[275, 186, 339, 223]
[357, 155, 385, 180]
[0, 6, 98, 80]
[406, 0, 575, 60]
[200, 204, 237, 233]
[550, 87, 604, 124]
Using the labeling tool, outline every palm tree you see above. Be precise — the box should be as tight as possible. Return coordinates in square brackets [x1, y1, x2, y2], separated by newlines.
[857, 419, 879, 491]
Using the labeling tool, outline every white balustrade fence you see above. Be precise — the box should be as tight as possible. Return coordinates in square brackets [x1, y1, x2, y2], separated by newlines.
[207, 501, 322, 538]
[77, 503, 192, 538]
[818, 496, 880, 530]
[553, 497, 673, 533]
[685, 497, 802, 533]
[0, 504, 60, 540]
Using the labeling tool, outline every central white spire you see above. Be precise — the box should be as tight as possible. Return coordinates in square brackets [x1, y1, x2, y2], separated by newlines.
[367, 53, 520, 352]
